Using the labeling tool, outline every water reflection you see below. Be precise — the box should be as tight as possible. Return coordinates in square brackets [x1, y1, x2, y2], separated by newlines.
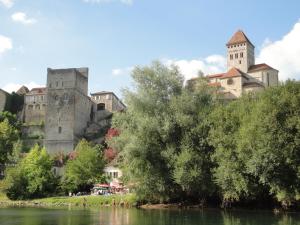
[1, 207, 300, 225]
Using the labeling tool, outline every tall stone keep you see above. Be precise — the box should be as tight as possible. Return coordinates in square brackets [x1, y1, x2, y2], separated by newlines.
[226, 30, 255, 73]
[45, 68, 92, 154]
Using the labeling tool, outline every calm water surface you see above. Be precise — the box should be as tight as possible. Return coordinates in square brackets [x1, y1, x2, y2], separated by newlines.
[0, 207, 300, 225]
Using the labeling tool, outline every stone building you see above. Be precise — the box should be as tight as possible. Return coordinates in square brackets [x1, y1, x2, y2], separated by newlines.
[24, 87, 47, 124]
[91, 91, 126, 112]
[189, 30, 279, 99]
[45, 68, 93, 154]
[0, 89, 8, 112]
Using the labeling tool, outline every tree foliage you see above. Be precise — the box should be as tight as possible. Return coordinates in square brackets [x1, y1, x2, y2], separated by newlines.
[4, 145, 58, 200]
[63, 139, 105, 193]
[111, 62, 216, 202]
[111, 61, 300, 207]
[210, 81, 300, 206]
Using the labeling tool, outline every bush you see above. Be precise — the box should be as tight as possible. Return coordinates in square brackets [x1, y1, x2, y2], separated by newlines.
[4, 145, 59, 200]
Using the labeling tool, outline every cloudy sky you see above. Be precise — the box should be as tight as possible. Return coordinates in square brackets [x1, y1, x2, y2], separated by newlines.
[0, 0, 300, 96]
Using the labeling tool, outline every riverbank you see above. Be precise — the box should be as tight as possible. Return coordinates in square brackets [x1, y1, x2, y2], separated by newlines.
[0, 193, 138, 208]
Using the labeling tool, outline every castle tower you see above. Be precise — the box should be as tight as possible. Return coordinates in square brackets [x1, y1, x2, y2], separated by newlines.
[226, 30, 255, 73]
[45, 68, 92, 154]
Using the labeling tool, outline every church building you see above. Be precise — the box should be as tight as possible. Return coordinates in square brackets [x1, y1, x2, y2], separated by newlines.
[193, 30, 279, 99]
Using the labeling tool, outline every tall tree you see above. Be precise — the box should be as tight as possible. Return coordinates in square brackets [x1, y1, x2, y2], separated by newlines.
[111, 62, 216, 202]
[238, 81, 300, 206]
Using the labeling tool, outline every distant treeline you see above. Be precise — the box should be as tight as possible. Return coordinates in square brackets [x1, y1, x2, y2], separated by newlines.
[109, 61, 300, 209]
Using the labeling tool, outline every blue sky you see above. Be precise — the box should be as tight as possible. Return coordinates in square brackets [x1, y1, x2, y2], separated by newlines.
[1, 0, 300, 97]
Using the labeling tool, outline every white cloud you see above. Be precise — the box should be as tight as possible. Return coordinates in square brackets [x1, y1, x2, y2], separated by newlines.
[257, 20, 300, 81]
[2, 82, 43, 93]
[112, 66, 134, 76]
[165, 55, 226, 81]
[83, 0, 133, 5]
[11, 12, 37, 25]
[0, 0, 13, 8]
[0, 35, 13, 55]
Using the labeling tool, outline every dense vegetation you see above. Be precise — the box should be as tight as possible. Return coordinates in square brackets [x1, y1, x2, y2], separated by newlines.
[0, 61, 299, 210]
[62, 139, 106, 193]
[110, 61, 300, 208]
[1, 140, 106, 200]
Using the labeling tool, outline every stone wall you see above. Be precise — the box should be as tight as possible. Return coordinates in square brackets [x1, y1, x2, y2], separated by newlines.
[227, 42, 254, 73]
[248, 69, 278, 87]
[0, 90, 7, 112]
[91, 92, 125, 112]
[45, 68, 90, 154]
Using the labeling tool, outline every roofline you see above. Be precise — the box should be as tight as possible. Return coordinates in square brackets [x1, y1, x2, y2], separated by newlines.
[0, 88, 9, 95]
[226, 30, 255, 47]
[248, 65, 279, 73]
[226, 41, 255, 48]
[47, 67, 89, 78]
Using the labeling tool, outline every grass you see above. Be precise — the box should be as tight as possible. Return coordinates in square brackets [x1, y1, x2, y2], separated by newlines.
[0, 192, 138, 208]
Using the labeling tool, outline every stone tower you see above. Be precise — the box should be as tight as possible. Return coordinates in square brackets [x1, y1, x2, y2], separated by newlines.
[226, 30, 255, 73]
[45, 68, 92, 154]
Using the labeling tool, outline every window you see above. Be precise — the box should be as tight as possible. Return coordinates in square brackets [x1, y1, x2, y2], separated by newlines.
[58, 127, 62, 134]
[28, 105, 33, 110]
[227, 78, 234, 85]
[239, 60, 241, 64]
[56, 81, 58, 87]
[240, 52, 243, 58]
[49, 83, 52, 88]
[113, 172, 118, 178]
[97, 103, 105, 111]
[63, 93, 68, 101]
[235, 53, 238, 59]
[230, 54, 233, 60]
[62, 82, 64, 87]
[35, 104, 40, 110]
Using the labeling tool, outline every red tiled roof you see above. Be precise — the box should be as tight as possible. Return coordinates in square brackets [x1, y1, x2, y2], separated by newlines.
[248, 63, 277, 73]
[208, 82, 221, 87]
[30, 87, 46, 93]
[207, 68, 249, 80]
[227, 30, 254, 47]
[207, 73, 226, 78]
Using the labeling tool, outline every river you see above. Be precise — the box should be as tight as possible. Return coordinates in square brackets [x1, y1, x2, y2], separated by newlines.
[0, 207, 300, 225]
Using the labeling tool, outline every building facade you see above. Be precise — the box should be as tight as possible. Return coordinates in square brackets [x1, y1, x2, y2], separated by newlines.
[91, 91, 126, 112]
[0, 89, 8, 112]
[190, 30, 279, 99]
[45, 68, 93, 154]
[24, 87, 47, 124]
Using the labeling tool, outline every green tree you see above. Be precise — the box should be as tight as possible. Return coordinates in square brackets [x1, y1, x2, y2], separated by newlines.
[111, 62, 216, 202]
[0, 118, 19, 174]
[238, 81, 300, 206]
[63, 139, 105, 193]
[4, 145, 58, 200]
[209, 94, 261, 202]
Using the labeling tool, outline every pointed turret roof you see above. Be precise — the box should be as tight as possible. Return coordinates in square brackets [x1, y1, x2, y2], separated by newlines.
[226, 30, 254, 47]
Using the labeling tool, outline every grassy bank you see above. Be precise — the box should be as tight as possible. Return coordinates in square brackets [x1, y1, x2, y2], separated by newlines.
[0, 193, 138, 208]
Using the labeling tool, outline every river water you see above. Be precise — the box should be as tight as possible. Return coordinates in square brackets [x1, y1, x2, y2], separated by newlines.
[0, 207, 300, 225]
